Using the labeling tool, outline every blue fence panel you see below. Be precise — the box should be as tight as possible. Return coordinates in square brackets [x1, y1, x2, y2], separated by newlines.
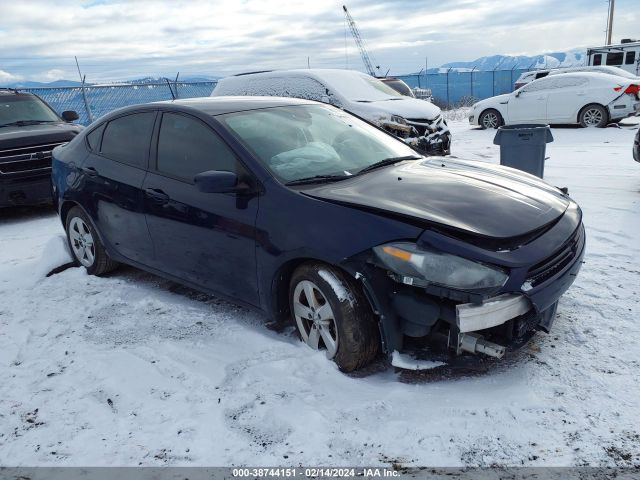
[396, 68, 533, 107]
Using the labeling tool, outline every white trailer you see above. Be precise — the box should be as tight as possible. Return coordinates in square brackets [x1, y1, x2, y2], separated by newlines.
[587, 40, 640, 76]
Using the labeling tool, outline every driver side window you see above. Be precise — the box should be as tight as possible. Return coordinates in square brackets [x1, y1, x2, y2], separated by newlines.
[156, 113, 241, 182]
[521, 78, 553, 93]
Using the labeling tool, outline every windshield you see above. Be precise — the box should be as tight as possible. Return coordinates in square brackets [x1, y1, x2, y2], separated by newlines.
[0, 94, 61, 126]
[219, 104, 419, 183]
[314, 71, 404, 102]
[382, 79, 415, 97]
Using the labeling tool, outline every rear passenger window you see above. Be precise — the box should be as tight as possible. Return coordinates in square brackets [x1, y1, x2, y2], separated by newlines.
[593, 54, 602, 66]
[101, 112, 156, 168]
[606, 52, 624, 66]
[86, 123, 105, 151]
[156, 113, 239, 182]
[625, 51, 636, 65]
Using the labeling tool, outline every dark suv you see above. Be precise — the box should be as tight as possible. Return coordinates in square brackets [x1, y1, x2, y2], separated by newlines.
[0, 89, 82, 207]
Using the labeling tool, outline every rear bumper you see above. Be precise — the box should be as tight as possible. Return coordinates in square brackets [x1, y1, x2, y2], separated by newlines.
[0, 175, 52, 207]
[609, 100, 640, 121]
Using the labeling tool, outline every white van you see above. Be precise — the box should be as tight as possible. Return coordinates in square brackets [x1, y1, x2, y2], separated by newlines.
[587, 40, 640, 76]
[212, 69, 451, 155]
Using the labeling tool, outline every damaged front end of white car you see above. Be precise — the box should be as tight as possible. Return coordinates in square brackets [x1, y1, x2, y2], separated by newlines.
[374, 113, 452, 156]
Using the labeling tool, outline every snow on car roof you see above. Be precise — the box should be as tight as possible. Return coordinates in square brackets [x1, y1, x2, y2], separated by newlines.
[217, 69, 404, 102]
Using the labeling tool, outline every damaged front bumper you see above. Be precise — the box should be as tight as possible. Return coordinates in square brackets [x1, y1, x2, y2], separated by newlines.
[352, 206, 585, 369]
[380, 115, 452, 155]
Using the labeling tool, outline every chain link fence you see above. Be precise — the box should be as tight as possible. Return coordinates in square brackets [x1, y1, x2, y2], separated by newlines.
[16, 68, 534, 124]
[20, 81, 217, 125]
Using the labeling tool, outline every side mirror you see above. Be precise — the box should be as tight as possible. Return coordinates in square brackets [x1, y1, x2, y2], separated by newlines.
[62, 110, 79, 122]
[515, 90, 523, 98]
[194, 170, 238, 193]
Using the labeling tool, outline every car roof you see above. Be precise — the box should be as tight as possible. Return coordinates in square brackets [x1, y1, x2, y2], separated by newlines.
[217, 68, 371, 89]
[156, 95, 317, 115]
[528, 71, 634, 84]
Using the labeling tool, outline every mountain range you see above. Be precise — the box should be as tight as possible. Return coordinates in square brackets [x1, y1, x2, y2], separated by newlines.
[434, 50, 586, 73]
[2, 75, 219, 88]
[1, 51, 588, 87]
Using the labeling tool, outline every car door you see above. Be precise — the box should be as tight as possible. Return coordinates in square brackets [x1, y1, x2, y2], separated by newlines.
[545, 76, 590, 123]
[142, 111, 260, 305]
[80, 111, 156, 263]
[508, 78, 552, 123]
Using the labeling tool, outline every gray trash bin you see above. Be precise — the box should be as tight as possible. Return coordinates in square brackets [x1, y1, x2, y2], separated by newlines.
[493, 124, 554, 178]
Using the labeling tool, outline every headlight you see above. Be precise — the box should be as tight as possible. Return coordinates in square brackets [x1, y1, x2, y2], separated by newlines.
[390, 115, 408, 125]
[373, 242, 508, 291]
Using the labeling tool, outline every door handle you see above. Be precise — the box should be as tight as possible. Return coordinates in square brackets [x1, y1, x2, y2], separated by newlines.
[81, 166, 98, 177]
[145, 188, 170, 203]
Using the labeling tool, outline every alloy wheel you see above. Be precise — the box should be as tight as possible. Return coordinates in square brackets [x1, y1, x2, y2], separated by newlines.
[482, 112, 499, 129]
[583, 108, 603, 127]
[292, 280, 338, 358]
[69, 217, 95, 267]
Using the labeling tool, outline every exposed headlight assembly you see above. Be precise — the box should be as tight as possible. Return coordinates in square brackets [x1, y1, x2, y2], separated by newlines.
[373, 242, 508, 291]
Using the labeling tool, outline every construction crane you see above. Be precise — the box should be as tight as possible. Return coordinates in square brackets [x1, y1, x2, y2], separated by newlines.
[342, 5, 379, 77]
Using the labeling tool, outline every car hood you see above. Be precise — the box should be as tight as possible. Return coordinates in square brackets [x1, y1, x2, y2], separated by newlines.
[303, 157, 571, 239]
[0, 123, 83, 150]
[474, 94, 511, 109]
[348, 97, 441, 121]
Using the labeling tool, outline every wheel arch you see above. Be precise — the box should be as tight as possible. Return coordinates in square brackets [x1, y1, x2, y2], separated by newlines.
[577, 102, 609, 124]
[270, 257, 365, 324]
[59, 200, 79, 227]
[479, 107, 504, 128]
[60, 201, 109, 248]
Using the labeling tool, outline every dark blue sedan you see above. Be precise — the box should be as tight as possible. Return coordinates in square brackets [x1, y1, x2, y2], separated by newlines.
[51, 97, 585, 371]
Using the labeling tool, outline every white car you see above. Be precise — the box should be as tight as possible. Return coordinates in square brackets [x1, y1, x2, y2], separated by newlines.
[212, 69, 451, 154]
[514, 65, 639, 89]
[470, 72, 640, 129]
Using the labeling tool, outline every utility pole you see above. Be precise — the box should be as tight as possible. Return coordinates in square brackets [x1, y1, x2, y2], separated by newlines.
[606, 0, 615, 45]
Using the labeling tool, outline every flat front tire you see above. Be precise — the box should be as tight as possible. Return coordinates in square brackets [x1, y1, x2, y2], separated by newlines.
[289, 263, 379, 372]
[65, 206, 118, 276]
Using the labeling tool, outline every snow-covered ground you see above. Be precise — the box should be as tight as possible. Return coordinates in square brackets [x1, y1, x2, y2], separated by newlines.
[0, 118, 639, 467]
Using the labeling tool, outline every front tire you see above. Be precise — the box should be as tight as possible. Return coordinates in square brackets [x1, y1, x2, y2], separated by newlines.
[65, 206, 118, 276]
[579, 104, 608, 128]
[479, 109, 504, 129]
[289, 263, 379, 372]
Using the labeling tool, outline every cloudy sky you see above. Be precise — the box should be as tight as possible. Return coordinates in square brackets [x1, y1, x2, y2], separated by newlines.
[0, 0, 637, 83]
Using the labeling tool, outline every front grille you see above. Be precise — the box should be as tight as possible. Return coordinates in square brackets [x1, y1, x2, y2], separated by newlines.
[0, 143, 63, 176]
[406, 118, 436, 136]
[526, 226, 583, 288]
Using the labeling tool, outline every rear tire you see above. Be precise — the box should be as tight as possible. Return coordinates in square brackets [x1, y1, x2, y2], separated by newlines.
[65, 206, 118, 276]
[579, 104, 608, 128]
[479, 109, 504, 129]
[289, 263, 379, 372]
